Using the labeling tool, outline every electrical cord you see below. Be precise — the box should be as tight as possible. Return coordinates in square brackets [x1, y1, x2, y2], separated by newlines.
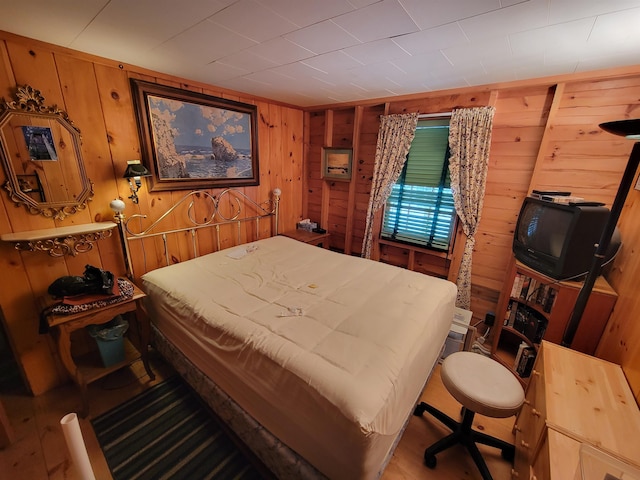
[471, 326, 492, 356]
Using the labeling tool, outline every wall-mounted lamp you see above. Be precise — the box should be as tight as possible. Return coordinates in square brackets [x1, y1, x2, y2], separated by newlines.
[123, 161, 151, 204]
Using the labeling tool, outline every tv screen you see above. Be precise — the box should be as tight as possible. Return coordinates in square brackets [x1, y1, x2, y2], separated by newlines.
[516, 204, 573, 259]
[513, 197, 613, 280]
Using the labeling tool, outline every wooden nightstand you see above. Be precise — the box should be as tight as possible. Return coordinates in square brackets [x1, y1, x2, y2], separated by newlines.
[43, 280, 155, 416]
[281, 229, 330, 248]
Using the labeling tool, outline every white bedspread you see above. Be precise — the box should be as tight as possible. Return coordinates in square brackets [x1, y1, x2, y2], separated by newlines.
[141, 235, 456, 479]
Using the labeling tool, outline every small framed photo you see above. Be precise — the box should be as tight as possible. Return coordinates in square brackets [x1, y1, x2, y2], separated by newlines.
[322, 147, 352, 181]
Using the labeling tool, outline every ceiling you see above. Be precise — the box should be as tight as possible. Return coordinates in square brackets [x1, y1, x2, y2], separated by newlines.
[1, 0, 640, 107]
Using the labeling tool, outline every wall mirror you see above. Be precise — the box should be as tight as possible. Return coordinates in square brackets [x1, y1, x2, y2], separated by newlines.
[0, 85, 93, 220]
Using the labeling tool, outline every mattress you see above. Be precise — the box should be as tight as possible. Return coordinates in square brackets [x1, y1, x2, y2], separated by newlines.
[141, 235, 457, 479]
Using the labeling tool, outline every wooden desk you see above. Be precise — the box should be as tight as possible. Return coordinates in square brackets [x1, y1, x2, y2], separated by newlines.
[281, 229, 330, 248]
[44, 281, 155, 416]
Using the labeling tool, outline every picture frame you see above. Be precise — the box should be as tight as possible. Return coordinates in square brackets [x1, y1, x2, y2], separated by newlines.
[130, 79, 259, 191]
[322, 147, 352, 181]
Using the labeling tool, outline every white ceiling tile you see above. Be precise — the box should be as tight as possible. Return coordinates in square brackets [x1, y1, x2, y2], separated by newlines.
[335, 61, 410, 89]
[515, 61, 579, 81]
[347, 0, 381, 8]
[392, 23, 468, 55]
[575, 51, 640, 73]
[332, 0, 419, 43]
[342, 62, 408, 91]
[548, 0, 640, 24]
[215, 49, 279, 73]
[244, 37, 315, 65]
[510, 18, 595, 57]
[464, 68, 519, 86]
[459, 0, 549, 42]
[208, 0, 298, 42]
[0, 0, 107, 46]
[284, 20, 361, 54]
[343, 38, 411, 64]
[70, 3, 232, 63]
[422, 75, 470, 91]
[302, 51, 363, 73]
[255, 0, 355, 27]
[391, 50, 453, 76]
[268, 62, 335, 84]
[154, 20, 257, 64]
[399, 0, 503, 29]
[240, 70, 295, 86]
[201, 61, 253, 81]
[72, 0, 234, 52]
[588, 7, 640, 50]
[442, 36, 511, 67]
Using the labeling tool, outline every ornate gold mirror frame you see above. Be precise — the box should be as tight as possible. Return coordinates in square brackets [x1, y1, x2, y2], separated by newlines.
[0, 85, 93, 220]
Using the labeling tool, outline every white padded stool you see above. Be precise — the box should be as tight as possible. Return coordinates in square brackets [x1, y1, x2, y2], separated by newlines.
[414, 351, 525, 480]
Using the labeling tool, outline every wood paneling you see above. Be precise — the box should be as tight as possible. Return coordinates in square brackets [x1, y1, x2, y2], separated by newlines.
[0, 31, 304, 394]
[1, 28, 639, 404]
[304, 65, 640, 403]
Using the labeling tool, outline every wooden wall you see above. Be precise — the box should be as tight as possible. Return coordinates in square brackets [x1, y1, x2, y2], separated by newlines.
[1, 28, 639, 403]
[0, 31, 304, 395]
[304, 69, 640, 402]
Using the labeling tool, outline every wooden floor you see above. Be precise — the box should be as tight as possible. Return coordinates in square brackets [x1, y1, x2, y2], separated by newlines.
[0, 350, 515, 479]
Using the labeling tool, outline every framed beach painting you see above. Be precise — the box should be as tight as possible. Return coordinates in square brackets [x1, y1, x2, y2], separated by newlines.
[130, 79, 259, 191]
[322, 147, 352, 181]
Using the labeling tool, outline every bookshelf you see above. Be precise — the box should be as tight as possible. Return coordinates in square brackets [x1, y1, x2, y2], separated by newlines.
[491, 257, 617, 385]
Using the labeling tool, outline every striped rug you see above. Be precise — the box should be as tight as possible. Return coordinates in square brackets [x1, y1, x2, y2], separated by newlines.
[91, 376, 266, 480]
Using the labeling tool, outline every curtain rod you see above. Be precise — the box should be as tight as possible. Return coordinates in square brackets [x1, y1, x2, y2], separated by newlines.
[418, 112, 452, 119]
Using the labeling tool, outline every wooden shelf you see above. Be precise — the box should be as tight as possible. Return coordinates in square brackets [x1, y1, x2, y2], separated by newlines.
[501, 326, 539, 349]
[0, 221, 116, 257]
[0, 222, 116, 242]
[492, 257, 617, 385]
[76, 338, 141, 384]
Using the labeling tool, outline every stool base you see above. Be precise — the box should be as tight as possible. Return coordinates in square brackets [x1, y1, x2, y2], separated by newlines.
[414, 401, 515, 480]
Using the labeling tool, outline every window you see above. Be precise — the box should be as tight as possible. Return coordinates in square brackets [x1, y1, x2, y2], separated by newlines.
[382, 118, 456, 251]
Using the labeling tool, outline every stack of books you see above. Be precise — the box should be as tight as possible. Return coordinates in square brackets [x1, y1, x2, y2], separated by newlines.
[514, 342, 536, 378]
[504, 301, 548, 344]
[510, 273, 557, 313]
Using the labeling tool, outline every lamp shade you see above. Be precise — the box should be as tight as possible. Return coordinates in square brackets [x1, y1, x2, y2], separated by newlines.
[123, 163, 151, 178]
[599, 119, 640, 139]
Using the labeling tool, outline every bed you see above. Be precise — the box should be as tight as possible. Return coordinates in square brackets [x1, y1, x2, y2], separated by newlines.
[118, 189, 457, 479]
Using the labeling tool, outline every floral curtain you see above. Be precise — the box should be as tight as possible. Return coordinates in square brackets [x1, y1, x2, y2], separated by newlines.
[448, 106, 495, 309]
[361, 113, 419, 259]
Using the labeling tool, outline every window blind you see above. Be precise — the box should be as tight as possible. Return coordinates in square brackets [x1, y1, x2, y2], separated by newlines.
[382, 119, 456, 251]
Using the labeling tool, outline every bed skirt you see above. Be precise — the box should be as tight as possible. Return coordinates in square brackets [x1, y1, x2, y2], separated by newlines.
[150, 323, 438, 479]
[150, 323, 327, 479]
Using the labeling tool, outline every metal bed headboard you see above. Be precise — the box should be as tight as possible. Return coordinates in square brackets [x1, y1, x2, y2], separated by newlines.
[111, 188, 281, 280]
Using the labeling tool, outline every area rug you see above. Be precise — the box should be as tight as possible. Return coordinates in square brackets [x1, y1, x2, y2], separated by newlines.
[91, 376, 267, 480]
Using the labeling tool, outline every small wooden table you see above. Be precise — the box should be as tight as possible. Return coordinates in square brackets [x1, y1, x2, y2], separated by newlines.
[44, 281, 155, 416]
[281, 229, 330, 248]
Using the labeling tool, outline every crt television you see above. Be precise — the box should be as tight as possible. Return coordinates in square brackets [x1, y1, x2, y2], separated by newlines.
[512, 196, 617, 280]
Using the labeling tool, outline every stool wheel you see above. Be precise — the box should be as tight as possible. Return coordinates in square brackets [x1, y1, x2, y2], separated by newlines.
[424, 451, 437, 469]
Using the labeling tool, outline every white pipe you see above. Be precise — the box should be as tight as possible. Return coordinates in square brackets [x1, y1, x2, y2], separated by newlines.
[418, 112, 452, 119]
[60, 413, 96, 480]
